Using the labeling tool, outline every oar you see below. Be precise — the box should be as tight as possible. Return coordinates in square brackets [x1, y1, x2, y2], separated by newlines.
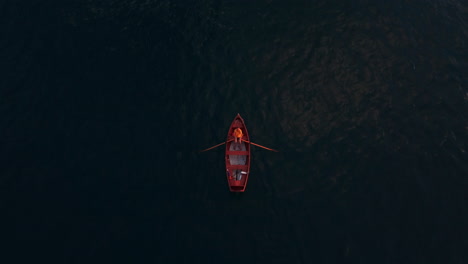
[200, 139, 234, 152]
[244, 140, 279, 152]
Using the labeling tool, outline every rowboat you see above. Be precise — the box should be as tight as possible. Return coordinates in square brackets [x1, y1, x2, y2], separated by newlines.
[225, 114, 251, 192]
[200, 114, 278, 192]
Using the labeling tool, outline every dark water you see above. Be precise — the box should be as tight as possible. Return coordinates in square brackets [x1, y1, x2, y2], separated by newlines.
[2, 0, 467, 263]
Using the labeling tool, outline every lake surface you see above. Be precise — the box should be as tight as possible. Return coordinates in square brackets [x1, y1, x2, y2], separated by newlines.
[2, 1, 467, 263]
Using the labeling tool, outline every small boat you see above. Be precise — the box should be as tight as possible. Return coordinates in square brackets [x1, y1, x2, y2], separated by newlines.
[200, 114, 278, 192]
[225, 114, 251, 192]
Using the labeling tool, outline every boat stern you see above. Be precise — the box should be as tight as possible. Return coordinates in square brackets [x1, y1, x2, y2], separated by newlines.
[229, 180, 246, 192]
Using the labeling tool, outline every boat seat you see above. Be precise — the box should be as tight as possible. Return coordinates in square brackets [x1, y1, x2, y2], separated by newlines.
[229, 135, 247, 140]
[226, 151, 249, 155]
[227, 165, 249, 170]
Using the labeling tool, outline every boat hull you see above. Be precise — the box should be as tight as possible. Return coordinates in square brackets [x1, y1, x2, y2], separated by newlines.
[225, 114, 251, 192]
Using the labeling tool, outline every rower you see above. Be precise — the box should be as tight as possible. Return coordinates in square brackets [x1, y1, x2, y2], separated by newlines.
[233, 128, 243, 143]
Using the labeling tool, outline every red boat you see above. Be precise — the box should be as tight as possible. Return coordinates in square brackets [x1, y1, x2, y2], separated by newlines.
[200, 114, 278, 192]
[225, 114, 251, 192]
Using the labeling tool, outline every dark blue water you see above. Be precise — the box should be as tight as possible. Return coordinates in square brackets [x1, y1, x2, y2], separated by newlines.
[2, 0, 467, 263]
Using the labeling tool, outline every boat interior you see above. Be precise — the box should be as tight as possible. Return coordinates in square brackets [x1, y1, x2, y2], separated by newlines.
[226, 118, 250, 191]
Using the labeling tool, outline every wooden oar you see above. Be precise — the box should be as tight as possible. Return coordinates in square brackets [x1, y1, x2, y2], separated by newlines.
[200, 139, 234, 152]
[244, 140, 279, 152]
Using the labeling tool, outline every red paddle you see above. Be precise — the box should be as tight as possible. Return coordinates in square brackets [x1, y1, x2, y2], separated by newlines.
[200, 139, 234, 152]
[243, 140, 279, 152]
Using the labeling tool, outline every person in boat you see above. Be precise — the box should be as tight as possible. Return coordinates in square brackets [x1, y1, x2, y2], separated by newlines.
[233, 128, 243, 143]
